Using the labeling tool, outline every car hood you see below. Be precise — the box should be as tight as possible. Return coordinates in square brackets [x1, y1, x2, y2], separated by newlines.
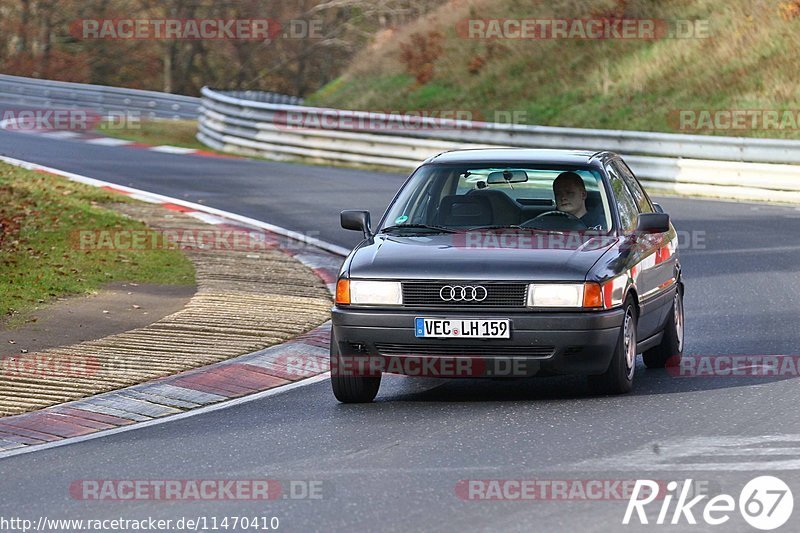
[347, 232, 619, 281]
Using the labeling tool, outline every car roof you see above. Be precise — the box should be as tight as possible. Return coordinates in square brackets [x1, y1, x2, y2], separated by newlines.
[422, 148, 616, 167]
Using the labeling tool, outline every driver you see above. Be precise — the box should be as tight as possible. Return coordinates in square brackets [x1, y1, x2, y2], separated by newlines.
[553, 171, 604, 229]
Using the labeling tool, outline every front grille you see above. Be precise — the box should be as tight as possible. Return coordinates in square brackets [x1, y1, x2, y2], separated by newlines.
[402, 282, 527, 308]
[375, 343, 554, 358]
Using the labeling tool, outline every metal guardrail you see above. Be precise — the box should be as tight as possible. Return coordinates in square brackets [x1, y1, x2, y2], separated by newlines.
[212, 90, 304, 106]
[0, 74, 201, 119]
[198, 86, 800, 203]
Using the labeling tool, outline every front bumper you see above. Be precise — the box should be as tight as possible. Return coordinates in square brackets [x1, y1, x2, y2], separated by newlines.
[331, 306, 625, 377]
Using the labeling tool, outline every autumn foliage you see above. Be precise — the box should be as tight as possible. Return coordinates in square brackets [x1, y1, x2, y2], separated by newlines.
[399, 30, 443, 84]
[779, 0, 800, 20]
[0, 0, 445, 96]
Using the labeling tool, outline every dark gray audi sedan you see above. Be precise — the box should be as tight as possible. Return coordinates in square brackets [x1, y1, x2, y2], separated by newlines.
[331, 149, 683, 402]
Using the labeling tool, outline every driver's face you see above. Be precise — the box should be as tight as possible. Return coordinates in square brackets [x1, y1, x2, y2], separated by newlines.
[554, 182, 587, 216]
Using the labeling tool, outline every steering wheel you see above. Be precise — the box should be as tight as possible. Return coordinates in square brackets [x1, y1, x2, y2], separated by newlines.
[522, 210, 588, 231]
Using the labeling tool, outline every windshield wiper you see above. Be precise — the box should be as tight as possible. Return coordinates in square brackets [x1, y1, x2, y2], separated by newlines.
[468, 225, 564, 234]
[380, 224, 458, 234]
[467, 225, 522, 230]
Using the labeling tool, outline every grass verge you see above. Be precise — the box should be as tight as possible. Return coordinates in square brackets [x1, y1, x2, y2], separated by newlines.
[98, 118, 210, 150]
[0, 162, 195, 326]
[308, 0, 800, 140]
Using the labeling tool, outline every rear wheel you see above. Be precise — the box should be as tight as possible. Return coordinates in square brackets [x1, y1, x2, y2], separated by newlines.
[330, 330, 381, 403]
[643, 286, 684, 368]
[589, 298, 637, 395]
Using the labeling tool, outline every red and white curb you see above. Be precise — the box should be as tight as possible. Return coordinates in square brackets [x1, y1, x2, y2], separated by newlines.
[0, 155, 349, 258]
[0, 155, 347, 459]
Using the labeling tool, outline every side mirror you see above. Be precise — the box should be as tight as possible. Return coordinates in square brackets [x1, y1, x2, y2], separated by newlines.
[341, 210, 372, 238]
[652, 203, 664, 213]
[636, 212, 670, 234]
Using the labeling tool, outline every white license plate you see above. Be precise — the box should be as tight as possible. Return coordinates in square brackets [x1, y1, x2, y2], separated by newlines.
[415, 318, 511, 338]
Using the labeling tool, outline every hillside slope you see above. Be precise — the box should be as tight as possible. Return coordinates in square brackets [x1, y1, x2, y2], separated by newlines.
[309, 0, 800, 138]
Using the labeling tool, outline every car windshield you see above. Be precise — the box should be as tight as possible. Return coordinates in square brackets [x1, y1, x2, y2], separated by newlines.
[381, 164, 613, 233]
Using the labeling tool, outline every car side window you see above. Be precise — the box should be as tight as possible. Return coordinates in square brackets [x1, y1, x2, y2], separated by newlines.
[607, 165, 638, 233]
[613, 160, 653, 214]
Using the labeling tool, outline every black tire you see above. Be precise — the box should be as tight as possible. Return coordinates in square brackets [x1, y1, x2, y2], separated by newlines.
[589, 298, 637, 395]
[643, 285, 684, 368]
[330, 330, 381, 403]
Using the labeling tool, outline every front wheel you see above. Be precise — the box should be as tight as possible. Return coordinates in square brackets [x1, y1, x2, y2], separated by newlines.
[330, 330, 381, 403]
[643, 286, 684, 368]
[589, 298, 637, 394]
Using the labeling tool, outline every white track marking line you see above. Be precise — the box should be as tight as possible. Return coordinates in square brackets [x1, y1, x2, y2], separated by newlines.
[38, 130, 82, 139]
[149, 145, 197, 154]
[85, 137, 134, 146]
[185, 211, 228, 225]
[571, 434, 800, 471]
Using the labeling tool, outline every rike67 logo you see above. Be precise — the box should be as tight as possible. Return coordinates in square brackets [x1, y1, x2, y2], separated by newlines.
[624, 476, 793, 530]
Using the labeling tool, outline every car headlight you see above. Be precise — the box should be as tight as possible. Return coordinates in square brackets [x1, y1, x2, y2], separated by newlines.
[336, 279, 402, 305]
[526, 283, 605, 309]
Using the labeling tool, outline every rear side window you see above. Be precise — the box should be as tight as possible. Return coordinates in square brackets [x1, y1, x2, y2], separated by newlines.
[613, 160, 653, 214]
[607, 165, 639, 233]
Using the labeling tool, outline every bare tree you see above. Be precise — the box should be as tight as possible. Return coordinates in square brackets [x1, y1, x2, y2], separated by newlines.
[0, 0, 446, 95]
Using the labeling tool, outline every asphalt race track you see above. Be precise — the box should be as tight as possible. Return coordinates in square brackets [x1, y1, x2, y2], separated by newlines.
[0, 123, 402, 249]
[2, 121, 800, 532]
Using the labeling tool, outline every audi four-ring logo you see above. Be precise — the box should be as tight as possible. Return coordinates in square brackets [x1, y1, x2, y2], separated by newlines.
[439, 285, 488, 302]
